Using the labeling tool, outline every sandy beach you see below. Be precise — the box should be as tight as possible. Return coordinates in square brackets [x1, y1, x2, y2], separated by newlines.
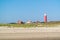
[0, 26, 60, 40]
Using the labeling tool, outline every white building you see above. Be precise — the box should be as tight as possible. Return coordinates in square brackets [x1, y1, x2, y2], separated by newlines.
[26, 20, 32, 24]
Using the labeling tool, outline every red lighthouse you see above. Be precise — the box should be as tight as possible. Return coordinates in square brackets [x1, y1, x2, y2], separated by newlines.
[44, 13, 47, 22]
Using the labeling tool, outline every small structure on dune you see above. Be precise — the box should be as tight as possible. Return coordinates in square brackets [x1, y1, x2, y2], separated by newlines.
[26, 20, 32, 24]
[17, 20, 24, 24]
[35, 21, 40, 24]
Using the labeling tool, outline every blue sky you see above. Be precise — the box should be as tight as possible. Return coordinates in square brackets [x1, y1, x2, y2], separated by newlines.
[0, 0, 60, 23]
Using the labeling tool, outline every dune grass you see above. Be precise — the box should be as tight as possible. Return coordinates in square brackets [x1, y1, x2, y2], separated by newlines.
[0, 22, 60, 28]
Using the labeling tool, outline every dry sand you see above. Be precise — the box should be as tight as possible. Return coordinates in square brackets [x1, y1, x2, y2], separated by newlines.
[0, 26, 60, 40]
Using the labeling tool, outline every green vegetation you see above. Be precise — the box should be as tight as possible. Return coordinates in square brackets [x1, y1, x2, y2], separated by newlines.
[0, 21, 60, 27]
[0, 23, 37, 28]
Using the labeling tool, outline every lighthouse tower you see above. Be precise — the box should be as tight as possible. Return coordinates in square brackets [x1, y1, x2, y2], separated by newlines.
[44, 13, 47, 23]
